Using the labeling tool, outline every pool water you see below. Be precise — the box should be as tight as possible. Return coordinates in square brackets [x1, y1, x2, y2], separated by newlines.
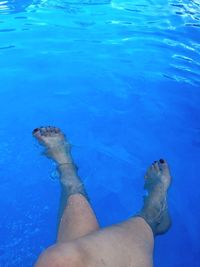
[0, 0, 200, 266]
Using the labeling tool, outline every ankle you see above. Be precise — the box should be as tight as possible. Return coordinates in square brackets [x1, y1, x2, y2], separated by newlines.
[57, 162, 78, 172]
[60, 179, 88, 201]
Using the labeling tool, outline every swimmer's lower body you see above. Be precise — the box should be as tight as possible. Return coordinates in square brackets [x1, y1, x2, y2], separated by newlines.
[33, 126, 172, 267]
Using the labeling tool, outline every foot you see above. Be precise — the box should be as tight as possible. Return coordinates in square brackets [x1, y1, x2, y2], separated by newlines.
[32, 126, 73, 165]
[33, 126, 88, 202]
[138, 159, 172, 235]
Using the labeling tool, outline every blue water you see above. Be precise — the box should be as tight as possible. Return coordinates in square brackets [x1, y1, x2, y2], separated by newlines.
[0, 0, 200, 266]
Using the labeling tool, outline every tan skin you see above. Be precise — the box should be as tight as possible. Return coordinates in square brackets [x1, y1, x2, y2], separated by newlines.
[33, 126, 172, 267]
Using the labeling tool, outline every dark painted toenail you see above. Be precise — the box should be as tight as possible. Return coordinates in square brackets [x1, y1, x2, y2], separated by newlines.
[33, 128, 39, 134]
[154, 161, 157, 163]
[159, 159, 165, 164]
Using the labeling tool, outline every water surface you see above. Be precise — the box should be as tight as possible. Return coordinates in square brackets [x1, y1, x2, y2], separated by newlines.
[0, 0, 200, 266]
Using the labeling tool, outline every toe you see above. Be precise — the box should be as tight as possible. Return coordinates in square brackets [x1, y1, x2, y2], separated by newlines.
[54, 127, 60, 133]
[33, 127, 48, 138]
[47, 126, 60, 135]
[47, 126, 55, 135]
[46, 126, 52, 132]
[153, 161, 160, 172]
[145, 164, 155, 179]
[32, 128, 40, 135]
[40, 127, 48, 136]
[32, 127, 45, 141]
[158, 159, 170, 173]
[41, 126, 59, 136]
[33, 126, 62, 137]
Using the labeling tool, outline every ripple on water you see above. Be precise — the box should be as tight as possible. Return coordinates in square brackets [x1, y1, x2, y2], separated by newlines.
[0, 0, 199, 87]
[0, 45, 15, 50]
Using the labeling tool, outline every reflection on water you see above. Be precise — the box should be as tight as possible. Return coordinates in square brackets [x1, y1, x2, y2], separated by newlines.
[0, 0, 199, 85]
[0, 0, 111, 13]
[0, 0, 39, 13]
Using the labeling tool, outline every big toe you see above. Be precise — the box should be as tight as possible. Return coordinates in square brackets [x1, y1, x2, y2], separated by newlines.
[32, 128, 40, 135]
[32, 127, 47, 137]
[158, 159, 172, 188]
[158, 159, 170, 174]
[32, 127, 43, 138]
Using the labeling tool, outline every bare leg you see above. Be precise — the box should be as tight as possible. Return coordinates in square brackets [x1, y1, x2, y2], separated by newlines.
[34, 127, 172, 267]
[33, 126, 99, 243]
[72, 160, 171, 267]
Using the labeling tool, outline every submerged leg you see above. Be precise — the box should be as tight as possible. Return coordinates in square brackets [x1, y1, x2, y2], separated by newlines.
[35, 155, 172, 267]
[33, 126, 99, 243]
[67, 159, 172, 266]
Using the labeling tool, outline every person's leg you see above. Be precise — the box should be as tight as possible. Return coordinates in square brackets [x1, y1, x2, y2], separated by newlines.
[44, 159, 170, 267]
[33, 126, 99, 243]
[36, 217, 154, 267]
[34, 124, 172, 267]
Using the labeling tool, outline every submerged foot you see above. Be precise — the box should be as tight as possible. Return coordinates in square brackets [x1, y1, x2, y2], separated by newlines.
[32, 126, 73, 165]
[33, 126, 88, 202]
[138, 159, 172, 235]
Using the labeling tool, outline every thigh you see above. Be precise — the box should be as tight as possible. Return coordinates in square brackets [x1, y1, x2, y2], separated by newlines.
[36, 218, 153, 267]
[65, 218, 153, 267]
[35, 242, 85, 267]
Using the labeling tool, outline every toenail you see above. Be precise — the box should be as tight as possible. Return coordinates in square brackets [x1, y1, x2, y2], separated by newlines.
[159, 159, 165, 163]
[154, 161, 157, 163]
[33, 128, 39, 134]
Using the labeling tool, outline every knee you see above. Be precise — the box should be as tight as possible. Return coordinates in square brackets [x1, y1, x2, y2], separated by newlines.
[35, 243, 86, 267]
